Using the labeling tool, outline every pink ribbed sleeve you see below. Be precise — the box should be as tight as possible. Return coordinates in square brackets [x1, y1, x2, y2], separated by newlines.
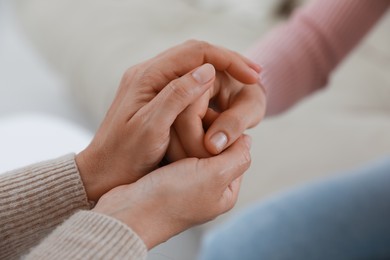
[248, 0, 390, 116]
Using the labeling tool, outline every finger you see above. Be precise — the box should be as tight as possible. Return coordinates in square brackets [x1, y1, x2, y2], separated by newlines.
[203, 108, 219, 130]
[204, 84, 265, 154]
[221, 175, 243, 213]
[200, 135, 252, 185]
[229, 175, 244, 198]
[232, 51, 261, 74]
[243, 57, 261, 73]
[172, 41, 259, 84]
[200, 47, 260, 84]
[143, 40, 259, 93]
[139, 63, 215, 130]
[173, 93, 212, 158]
[166, 127, 187, 162]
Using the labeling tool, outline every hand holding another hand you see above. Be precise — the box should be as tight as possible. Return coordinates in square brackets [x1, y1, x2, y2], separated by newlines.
[75, 40, 260, 249]
[93, 134, 251, 249]
[76, 40, 260, 201]
[168, 70, 266, 161]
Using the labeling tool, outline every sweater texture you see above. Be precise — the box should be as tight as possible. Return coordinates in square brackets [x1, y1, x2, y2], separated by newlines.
[0, 154, 147, 259]
[248, 0, 389, 115]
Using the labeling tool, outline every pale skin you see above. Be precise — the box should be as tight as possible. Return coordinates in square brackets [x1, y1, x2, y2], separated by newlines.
[75, 40, 266, 249]
[93, 135, 252, 249]
[168, 70, 266, 160]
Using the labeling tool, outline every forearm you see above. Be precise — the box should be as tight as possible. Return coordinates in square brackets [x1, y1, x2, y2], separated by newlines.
[25, 211, 147, 260]
[248, 0, 390, 115]
[0, 154, 91, 259]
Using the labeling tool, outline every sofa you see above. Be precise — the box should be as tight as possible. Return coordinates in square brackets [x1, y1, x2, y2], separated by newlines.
[2, 0, 390, 258]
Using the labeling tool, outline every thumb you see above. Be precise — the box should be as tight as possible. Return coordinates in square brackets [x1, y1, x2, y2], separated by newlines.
[141, 64, 215, 129]
[200, 135, 252, 185]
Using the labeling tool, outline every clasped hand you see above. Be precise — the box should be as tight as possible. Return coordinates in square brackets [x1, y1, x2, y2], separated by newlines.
[75, 40, 266, 249]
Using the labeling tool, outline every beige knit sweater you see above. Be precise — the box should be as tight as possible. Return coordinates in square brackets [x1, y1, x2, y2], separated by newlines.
[0, 154, 147, 259]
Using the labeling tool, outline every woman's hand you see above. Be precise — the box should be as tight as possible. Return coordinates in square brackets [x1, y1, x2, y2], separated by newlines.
[75, 40, 260, 202]
[167, 70, 266, 161]
[92, 135, 252, 249]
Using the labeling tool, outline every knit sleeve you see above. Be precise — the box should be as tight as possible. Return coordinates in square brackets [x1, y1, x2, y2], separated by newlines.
[0, 154, 92, 259]
[247, 0, 390, 115]
[25, 211, 147, 260]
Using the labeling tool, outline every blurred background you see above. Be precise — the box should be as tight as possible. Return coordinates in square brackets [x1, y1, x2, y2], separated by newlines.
[1, 0, 389, 259]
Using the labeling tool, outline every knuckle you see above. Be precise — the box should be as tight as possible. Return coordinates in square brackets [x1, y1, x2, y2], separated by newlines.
[244, 153, 252, 169]
[219, 198, 235, 215]
[226, 200, 236, 211]
[242, 155, 252, 172]
[201, 159, 227, 186]
[134, 62, 164, 90]
[233, 142, 252, 170]
[184, 39, 200, 46]
[121, 67, 138, 87]
[213, 169, 229, 187]
[224, 112, 246, 134]
[185, 40, 211, 54]
[196, 40, 211, 52]
[132, 112, 155, 137]
[168, 79, 192, 101]
[138, 67, 159, 86]
[240, 146, 252, 167]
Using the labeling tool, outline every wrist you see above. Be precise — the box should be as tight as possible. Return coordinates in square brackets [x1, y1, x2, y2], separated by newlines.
[75, 149, 104, 202]
[113, 205, 176, 249]
[92, 186, 182, 250]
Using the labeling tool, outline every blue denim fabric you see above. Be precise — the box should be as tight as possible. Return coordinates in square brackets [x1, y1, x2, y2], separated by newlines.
[199, 157, 390, 260]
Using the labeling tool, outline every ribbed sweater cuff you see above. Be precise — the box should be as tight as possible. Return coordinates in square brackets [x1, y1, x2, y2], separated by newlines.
[26, 210, 147, 260]
[0, 154, 92, 259]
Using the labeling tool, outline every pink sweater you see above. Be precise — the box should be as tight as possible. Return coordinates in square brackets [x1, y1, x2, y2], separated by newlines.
[248, 0, 390, 116]
[1, 1, 389, 259]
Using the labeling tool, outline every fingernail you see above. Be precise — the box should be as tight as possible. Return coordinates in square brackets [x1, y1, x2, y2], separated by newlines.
[192, 64, 215, 84]
[243, 135, 252, 150]
[210, 132, 228, 153]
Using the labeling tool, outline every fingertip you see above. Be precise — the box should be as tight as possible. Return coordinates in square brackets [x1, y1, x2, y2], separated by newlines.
[245, 58, 261, 74]
[204, 115, 242, 155]
[249, 68, 260, 82]
[204, 139, 218, 155]
[243, 134, 252, 150]
[239, 52, 261, 73]
[252, 63, 262, 73]
[208, 132, 228, 154]
[239, 67, 260, 84]
[192, 63, 216, 84]
[234, 135, 252, 167]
